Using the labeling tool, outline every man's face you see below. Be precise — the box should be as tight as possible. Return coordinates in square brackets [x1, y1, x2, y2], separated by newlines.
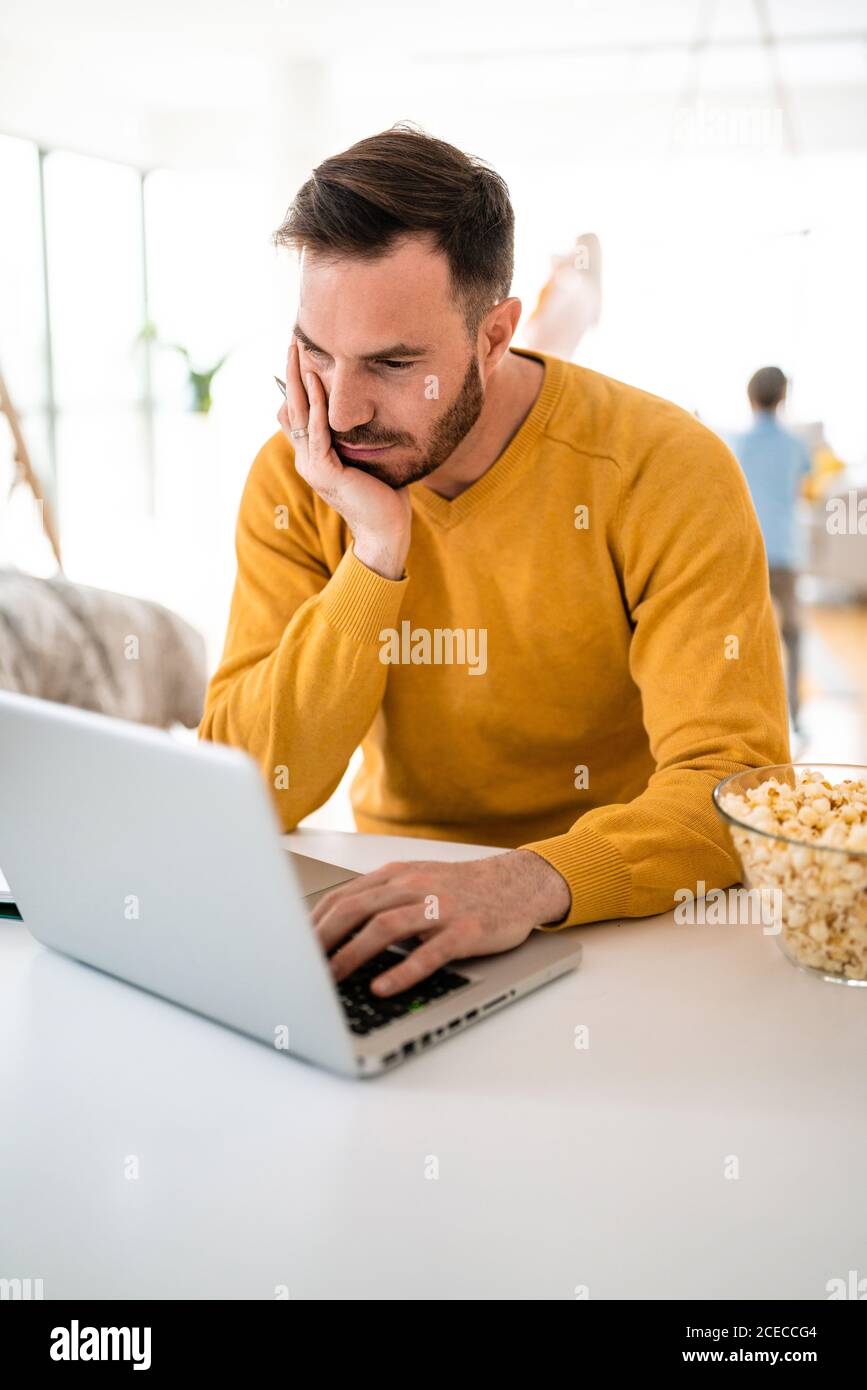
[293, 234, 485, 487]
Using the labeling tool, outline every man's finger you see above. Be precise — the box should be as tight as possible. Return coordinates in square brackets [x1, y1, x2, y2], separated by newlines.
[284, 336, 309, 430]
[369, 931, 460, 996]
[328, 905, 429, 985]
[316, 883, 419, 954]
[310, 862, 405, 926]
[302, 370, 344, 492]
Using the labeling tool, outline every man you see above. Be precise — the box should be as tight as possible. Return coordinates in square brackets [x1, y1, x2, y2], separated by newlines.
[728, 367, 812, 731]
[199, 123, 790, 998]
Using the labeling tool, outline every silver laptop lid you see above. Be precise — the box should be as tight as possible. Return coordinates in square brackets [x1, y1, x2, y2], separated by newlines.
[0, 691, 356, 1077]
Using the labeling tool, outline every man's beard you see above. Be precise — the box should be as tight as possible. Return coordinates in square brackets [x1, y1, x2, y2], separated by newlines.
[339, 352, 484, 489]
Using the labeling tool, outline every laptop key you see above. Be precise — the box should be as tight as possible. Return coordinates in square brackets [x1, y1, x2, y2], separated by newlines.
[339, 968, 471, 1035]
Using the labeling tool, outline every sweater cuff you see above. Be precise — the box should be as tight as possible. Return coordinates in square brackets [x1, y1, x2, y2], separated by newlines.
[520, 820, 632, 928]
[319, 544, 408, 645]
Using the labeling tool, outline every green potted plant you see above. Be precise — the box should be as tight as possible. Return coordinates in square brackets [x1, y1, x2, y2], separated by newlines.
[137, 321, 231, 414]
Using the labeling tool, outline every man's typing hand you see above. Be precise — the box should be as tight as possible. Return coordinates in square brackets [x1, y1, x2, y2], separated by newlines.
[312, 850, 572, 996]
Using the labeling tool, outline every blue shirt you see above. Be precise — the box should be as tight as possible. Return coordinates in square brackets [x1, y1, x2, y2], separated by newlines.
[727, 414, 811, 569]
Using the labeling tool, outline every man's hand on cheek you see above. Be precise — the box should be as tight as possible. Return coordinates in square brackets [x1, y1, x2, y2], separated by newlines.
[311, 851, 572, 997]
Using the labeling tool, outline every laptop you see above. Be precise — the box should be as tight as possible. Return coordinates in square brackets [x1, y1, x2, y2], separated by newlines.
[0, 690, 582, 1078]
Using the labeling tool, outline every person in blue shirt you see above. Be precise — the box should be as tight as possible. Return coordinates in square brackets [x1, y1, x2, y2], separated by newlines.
[728, 367, 812, 731]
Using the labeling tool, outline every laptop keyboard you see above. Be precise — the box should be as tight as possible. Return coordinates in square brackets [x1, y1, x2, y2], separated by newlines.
[333, 938, 471, 1036]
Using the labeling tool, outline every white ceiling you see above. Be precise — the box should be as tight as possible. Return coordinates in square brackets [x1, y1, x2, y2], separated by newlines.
[0, 0, 865, 170]
[2, 0, 865, 54]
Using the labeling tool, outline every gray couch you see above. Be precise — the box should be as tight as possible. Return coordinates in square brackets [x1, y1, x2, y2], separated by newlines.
[0, 568, 207, 728]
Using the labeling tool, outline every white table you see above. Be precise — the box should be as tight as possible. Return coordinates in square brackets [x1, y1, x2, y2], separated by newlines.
[1, 828, 864, 1300]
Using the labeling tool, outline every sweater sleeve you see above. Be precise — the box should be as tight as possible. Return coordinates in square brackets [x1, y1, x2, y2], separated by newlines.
[520, 422, 792, 928]
[198, 435, 408, 830]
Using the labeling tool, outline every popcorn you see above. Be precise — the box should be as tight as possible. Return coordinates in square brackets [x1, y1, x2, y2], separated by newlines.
[718, 771, 867, 981]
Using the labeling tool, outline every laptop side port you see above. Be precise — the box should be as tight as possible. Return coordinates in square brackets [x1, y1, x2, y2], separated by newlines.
[482, 990, 516, 1012]
[483, 993, 506, 1011]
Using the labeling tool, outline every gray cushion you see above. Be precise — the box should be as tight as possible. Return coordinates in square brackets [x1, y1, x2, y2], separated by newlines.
[0, 567, 207, 728]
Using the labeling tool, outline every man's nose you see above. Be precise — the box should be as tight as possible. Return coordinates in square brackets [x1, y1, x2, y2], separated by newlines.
[324, 367, 375, 436]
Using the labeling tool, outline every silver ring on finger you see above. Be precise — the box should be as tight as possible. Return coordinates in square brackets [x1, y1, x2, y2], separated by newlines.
[290, 427, 309, 439]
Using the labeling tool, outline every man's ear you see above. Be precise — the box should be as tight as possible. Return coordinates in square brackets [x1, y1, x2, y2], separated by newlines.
[480, 297, 523, 370]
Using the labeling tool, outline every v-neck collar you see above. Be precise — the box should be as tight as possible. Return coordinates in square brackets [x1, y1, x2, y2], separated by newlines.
[408, 347, 566, 530]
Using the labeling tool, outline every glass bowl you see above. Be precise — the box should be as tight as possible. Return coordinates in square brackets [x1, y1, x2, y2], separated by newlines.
[712, 763, 867, 985]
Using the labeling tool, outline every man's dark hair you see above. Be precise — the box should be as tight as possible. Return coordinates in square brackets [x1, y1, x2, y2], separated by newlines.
[272, 122, 515, 340]
[748, 366, 787, 411]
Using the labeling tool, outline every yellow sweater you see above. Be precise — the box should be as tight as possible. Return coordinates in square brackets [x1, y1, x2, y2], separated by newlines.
[199, 348, 791, 928]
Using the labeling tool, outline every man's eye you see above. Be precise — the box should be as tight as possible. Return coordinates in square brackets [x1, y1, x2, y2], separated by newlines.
[302, 350, 413, 372]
